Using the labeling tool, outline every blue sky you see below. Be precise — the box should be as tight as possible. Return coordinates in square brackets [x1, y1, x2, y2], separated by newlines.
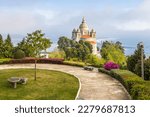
[0, 0, 150, 55]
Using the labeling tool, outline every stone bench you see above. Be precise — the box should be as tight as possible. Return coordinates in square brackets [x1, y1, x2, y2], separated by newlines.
[8, 77, 28, 88]
[84, 66, 94, 71]
[18, 78, 28, 84]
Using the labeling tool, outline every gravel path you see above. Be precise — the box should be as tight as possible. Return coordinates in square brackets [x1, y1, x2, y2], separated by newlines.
[0, 64, 130, 100]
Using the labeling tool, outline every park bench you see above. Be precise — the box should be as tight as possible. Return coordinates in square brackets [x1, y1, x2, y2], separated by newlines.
[8, 77, 28, 88]
[84, 66, 94, 71]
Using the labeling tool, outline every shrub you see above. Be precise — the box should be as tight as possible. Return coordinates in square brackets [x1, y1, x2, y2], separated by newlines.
[14, 49, 25, 59]
[86, 54, 105, 67]
[49, 50, 66, 59]
[37, 58, 64, 64]
[130, 81, 150, 100]
[0, 58, 11, 64]
[98, 68, 111, 75]
[9, 58, 64, 64]
[63, 61, 88, 67]
[104, 61, 119, 70]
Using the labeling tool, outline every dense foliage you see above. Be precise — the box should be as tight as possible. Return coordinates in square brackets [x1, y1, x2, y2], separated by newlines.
[17, 30, 52, 57]
[127, 43, 144, 72]
[85, 54, 105, 67]
[0, 34, 14, 58]
[100, 41, 126, 67]
[58, 36, 92, 61]
[49, 49, 66, 59]
[63, 61, 87, 67]
[0, 58, 11, 64]
[144, 58, 150, 80]
[127, 43, 150, 80]
[14, 49, 25, 59]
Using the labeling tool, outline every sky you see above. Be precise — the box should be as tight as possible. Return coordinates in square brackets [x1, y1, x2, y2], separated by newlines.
[0, 0, 150, 55]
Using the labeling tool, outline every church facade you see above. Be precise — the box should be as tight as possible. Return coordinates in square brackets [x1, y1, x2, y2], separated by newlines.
[72, 17, 97, 55]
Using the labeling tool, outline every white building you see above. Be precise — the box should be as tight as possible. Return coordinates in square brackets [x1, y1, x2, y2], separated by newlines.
[40, 51, 49, 58]
[72, 17, 97, 55]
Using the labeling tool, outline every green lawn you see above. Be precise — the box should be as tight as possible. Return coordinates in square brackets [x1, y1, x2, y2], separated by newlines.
[0, 69, 79, 100]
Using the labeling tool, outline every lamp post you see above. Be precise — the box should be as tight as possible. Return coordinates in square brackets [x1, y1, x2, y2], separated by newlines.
[140, 42, 144, 80]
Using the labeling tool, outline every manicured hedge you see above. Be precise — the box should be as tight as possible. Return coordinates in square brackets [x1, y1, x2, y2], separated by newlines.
[0, 58, 11, 64]
[98, 68, 111, 75]
[98, 68, 150, 100]
[8, 58, 64, 64]
[37, 58, 64, 64]
[63, 61, 87, 67]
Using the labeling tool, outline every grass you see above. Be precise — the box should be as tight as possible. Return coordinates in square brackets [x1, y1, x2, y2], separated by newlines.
[0, 69, 79, 100]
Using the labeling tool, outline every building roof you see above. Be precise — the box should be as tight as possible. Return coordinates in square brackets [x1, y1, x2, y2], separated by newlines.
[81, 35, 91, 38]
[88, 41, 96, 44]
[79, 17, 89, 31]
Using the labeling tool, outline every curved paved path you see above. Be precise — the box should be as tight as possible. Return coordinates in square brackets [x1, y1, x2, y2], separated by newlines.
[0, 64, 130, 100]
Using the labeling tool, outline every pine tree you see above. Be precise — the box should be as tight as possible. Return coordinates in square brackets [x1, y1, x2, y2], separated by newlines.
[0, 34, 4, 58]
[3, 34, 14, 58]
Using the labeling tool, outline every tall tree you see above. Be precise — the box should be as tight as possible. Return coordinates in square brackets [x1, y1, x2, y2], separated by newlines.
[3, 34, 14, 58]
[0, 34, 4, 58]
[101, 41, 126, 66]
[57, 36, 73, 50]
[127, 43, 145, 74]
[115, 41, 124, 53]
[17, 30, 52, 57]
[57, 36, 92, 61]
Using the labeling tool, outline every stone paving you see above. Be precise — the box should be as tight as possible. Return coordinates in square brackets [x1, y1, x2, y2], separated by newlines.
[0, 64, 131, 100]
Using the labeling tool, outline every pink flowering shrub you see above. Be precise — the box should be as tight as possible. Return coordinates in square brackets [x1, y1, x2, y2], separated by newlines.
[104, 61, 119, 70]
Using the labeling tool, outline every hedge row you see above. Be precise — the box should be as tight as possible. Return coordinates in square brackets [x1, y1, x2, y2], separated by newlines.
[98, 68, 150, 100]
[63, 61, 87, 67]
[7, 58, 64, 64]
[0, 58, 11, 64]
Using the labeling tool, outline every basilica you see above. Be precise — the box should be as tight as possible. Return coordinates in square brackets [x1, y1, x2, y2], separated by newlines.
[72, 17, 97, 55]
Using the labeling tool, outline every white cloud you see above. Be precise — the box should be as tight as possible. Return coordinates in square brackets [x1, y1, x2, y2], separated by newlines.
[116, 20, 150, 31]
[114, 0, 150, 31]
[0, 10, 38, 33]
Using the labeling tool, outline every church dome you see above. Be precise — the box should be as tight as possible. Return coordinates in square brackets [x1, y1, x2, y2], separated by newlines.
[79, 17, 89, 31]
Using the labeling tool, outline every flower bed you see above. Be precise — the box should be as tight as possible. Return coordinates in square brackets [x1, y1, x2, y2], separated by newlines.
[104, 61, 119, 70]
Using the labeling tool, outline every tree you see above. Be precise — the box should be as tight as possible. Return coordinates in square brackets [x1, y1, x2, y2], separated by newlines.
[115, 41, 124, 53]
[49, 48, 66, 59]
[57, 36, 73, 50]
[100, 41, 126, 66]
[14, 49, 25, 59]
[0, 34, 4, 58]
[17, 30, 52, 57]
[144, 58, 150, 80]
[57, 36, 92, 61]
[3, 34, 14, 58]
[127, 43, 145, 73]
